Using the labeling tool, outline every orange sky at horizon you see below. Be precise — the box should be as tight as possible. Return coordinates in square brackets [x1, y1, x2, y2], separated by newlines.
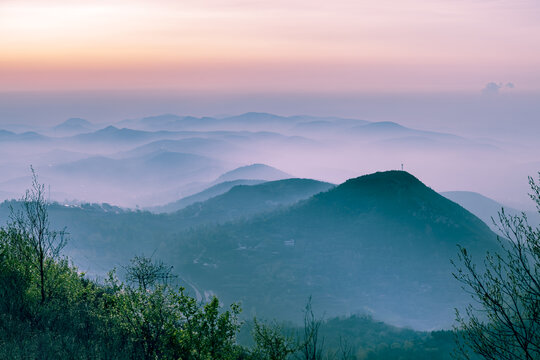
[1, 0, 539, 93]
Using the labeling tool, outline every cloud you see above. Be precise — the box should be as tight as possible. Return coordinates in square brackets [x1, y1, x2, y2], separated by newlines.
[481, 82, 515, 95]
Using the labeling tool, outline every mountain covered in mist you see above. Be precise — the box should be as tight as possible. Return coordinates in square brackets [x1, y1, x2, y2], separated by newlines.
[150, 177, 333, 214]
[114, 138, 241, 159]
[0, 130, 48, 142]
[149, 179, 267, 213]
[55, 151, 223, 185]
[441, 191, 540, 230]
[215, 163, 292, 183]
[0, 111, 523, 208]
[52, 118, 94, 135]
[173, 178, 334, 223]
[161, 171, 498, 330]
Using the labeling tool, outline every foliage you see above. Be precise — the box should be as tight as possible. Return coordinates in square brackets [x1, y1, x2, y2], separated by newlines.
[252, 319, 298, 360]
[170, 291, 243, 359]
[299, 297, 324, 360]
[239, 315, 457, 360]
[0, 174, 246, 360]
[453, 173, 540, 360]
[8, 167, 67, 304]
[124, 254, 176, 290]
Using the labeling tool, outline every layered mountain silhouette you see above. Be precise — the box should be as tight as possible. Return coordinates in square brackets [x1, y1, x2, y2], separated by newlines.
[53, 118, 93, 135]
[55, 151, 224, 185]
[115, 138, 240, 159]
[215, 164, 292, 182]
[174, 178, 334, 223]
[149, 179, 267, 213]
[71, 126, 197, 147]
[442, 191, 540, 230]
[0, 112, 510, 208]
[0, 130, 48, 142]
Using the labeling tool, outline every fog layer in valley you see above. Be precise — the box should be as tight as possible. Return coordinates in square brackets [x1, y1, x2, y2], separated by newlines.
[1, 96, 539, 210]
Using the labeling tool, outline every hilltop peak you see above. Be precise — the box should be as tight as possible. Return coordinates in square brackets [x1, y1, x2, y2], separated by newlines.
[236, 112, 280, 118]
[366, 121, 405, 128]
[99, 125, 119, 132]
[216, 163, 292, 182]
[340, 170, 421, 190]
[224, 112, 287, 122]
[318, 170, 470, 223]
[53, 117, 93, 134]
[60, 117, 92, 127]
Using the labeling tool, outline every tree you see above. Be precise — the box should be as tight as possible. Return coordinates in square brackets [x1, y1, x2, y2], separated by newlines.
[125, 254, 176, 291]
[109, 255, 243, 360]
[9, 167, 67, 304]
[299, 297, 324, 360]
[333, 337, 355, 360]
[453, 172, 540, 360]
[108, 257, 177, 360]
[252, 319, 298, 360]
[171, 289, 243, 360]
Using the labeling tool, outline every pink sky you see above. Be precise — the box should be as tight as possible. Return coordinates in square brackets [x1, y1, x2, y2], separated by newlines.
[1, 0, 539, 92]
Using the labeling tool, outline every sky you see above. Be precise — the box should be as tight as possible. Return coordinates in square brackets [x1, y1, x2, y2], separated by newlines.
[1, 0, 540, 210]
[1, 0, 540, 93]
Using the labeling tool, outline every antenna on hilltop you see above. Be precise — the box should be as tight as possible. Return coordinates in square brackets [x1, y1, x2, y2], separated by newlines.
[401, 163, 404, 171]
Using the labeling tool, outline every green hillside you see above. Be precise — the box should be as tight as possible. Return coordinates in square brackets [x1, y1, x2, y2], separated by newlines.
[0, 171, 500, 330]
[176, 178, 334, 223]
[0, 178, 334, 276]
[160, 171, 499, 330]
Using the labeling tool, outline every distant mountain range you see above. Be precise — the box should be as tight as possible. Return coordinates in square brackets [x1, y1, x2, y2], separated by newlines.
[148, 179, 267, 213]
[172, 178, 334, 224]
[215, 163, 292, 183]
[0, 111, 526, 209]
[55, 151, 224, 185]
[113, 138, 242, 160]
[52, 118, 94, 135]
[441, 191, 540, 230]
[72, 126, 177, 145]
[0, 130, 47, 142]
[116, 112, 370, 133]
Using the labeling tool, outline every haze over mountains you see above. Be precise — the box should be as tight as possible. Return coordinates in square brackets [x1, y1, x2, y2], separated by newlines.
[0, 112, 537, 209]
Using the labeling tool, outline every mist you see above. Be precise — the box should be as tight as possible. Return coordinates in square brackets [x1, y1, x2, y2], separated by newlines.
[1, 90, 539, 210]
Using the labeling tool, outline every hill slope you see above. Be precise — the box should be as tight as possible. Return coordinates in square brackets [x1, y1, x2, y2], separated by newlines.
[53, 118, 93, 135]
[0, 178, 334, 275]
[148, 179, 267, 213]
[175, 178, 334, 222]
[161, 171, 499, 330]
[441, 191, 540, 229]
[216, 163, 292, 182]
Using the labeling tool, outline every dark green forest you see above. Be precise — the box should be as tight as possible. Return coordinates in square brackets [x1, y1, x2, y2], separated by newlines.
[0, 230, 458, 359]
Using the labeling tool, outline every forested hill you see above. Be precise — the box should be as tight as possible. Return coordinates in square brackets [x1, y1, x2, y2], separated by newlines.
[0, 171, 499, 330]
[0, 178, 334, 275]
[159, 171, 499, 330]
